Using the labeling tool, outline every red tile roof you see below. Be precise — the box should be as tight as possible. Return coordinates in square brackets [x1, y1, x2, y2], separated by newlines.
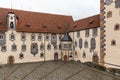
[0, 7, 73, 33]
[0, 7, 100, 33]
[68, 14, 100, 32]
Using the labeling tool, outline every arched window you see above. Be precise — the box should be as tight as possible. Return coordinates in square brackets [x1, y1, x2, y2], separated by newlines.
[21, 32, 26, 41]
[40, 43, 44, 51]
[31, 43, 38, 56]
[10, 22, 14, 29]
[90, 38, 96, 50]
[75, 41, 77, 47]
[111, 40, 116, 46]
[31, 33, 35, 41]
[19, 52, 24, 59]
[21, 43, 26, 52]
[38, 33, 42, 41]
[84, 40, 88, 48]
[82, 51, 86, 58]
[10, 32, 15, 41]
[79, 38, 82, 49]
[12, 43, 17, 52]
[47, 43, 51, 50]
[114, 24, 119, 30]
[1, 45, 7, 52]
[107, 11, 112, 18]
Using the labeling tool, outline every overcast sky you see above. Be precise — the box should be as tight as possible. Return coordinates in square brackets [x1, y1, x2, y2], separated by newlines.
[0, 0, 100, 20]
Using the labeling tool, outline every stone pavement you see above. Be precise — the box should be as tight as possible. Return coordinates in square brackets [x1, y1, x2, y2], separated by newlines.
[0, 60, 120, 80]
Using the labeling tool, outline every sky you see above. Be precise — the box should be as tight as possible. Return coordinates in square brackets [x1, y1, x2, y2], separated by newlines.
[0, 0, 100, 20]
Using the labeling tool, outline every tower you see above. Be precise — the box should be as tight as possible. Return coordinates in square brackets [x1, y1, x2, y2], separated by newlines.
[100, 0, 120, 68]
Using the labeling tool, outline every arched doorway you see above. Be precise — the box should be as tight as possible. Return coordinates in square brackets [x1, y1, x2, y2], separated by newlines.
[7, 55, 15, 64]
[92, 54, 99, 63]
[54, 53, 58, 60]
[64, 55, 68, 61]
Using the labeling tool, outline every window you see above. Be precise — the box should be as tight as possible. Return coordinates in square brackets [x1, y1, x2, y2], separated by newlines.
[79, 38, 82, 49]
[21, 43, 26, 52]
[11, 17, 13, 20]
[54, 44, 57, 50]
[77, 31, 80, 38]
[59, 34, 62, 40]
[111, 40, 116, 46]
[40, 43, 44, 51]
[0, 35, 3, 40]
[21, 32, 26, 41]
[93, 28, 98, 37]
[68, 43, 72, 50]
[114, 24, 120, 30]
[75, 41, 77, 47]
[105, 0, 113, 5]
[46, 33, 49, 41]
[10, 32, 15, 41]
[31, 43, 38, 56]
[12, 43, 17, 52]
[107, 11, 112, 18]
[115, 0, 120, 8]
[51, 34, 57, 44]
[82, 51, 86, 58]
[19, 52, 24, 59]
[38, 33, 42, 41]
[64, 44, 68, 49]
[47, 43, 51, 50]
[1, 45, 7, 52]
[85, 29, 89, 37]
[75, 51, 77, 56]
[31, 33, 35, 41]
[90, 38, 96, 50]
[59, 44, 61, 50]
[40, 52, 44, 58]
[84, 40, 88, 48]
[10, 22, 14, 29]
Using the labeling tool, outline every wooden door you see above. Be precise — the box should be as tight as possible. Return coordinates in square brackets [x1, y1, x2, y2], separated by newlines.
[8, 55, 15, 64]
[64, 55, 68, 61]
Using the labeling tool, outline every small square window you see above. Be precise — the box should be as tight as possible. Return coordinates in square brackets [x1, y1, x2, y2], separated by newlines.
[114, 24, 119, 30]
[111, 40, 116, 46]
[40, 52, 44, 58]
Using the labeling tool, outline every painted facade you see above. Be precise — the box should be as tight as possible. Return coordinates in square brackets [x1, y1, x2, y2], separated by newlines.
[0, 7, 101, 65]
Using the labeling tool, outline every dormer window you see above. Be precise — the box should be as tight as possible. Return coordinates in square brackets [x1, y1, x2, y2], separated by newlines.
[26, 23, 30, 27]
[7, 13, 17, 30]
[10, 22, 14, 29]
[11, 17, 13, 20]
